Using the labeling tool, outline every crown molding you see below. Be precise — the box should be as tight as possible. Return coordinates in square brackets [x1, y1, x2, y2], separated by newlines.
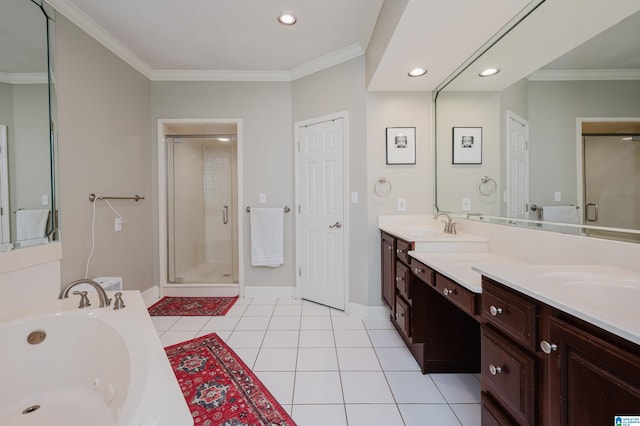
[150, 69, 291, 82]
[47, 0, 152, 78]
[0, 72, 48, 84]
[528, 69, 640, 81]
[290, 43, 364, 81]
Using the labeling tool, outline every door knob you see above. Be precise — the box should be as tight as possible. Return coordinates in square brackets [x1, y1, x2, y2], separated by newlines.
[329, 221, 342, 229]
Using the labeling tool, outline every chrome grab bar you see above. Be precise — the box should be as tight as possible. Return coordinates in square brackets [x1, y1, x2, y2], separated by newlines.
[223, 205, 229, 224]
[586, 203, 598, 222]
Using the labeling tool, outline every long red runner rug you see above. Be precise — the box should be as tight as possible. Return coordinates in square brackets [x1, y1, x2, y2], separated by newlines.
[165, 332, 296, 426]
[148, 296, 238, 316]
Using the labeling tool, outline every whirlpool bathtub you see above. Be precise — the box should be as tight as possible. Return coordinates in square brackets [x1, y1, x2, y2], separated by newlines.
[0, 291, 192, 426]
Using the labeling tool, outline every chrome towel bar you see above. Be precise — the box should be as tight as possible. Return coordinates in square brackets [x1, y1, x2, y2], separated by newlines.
[245, 206, 290, 213]
[89, 193, 145, 202]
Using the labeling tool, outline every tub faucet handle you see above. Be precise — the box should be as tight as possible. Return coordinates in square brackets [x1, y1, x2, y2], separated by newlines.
[72, 290, 91, 308]
[113, 292, 126, 310]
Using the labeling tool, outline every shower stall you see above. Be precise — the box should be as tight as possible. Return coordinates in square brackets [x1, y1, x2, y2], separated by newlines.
[165, 128, 239, 285]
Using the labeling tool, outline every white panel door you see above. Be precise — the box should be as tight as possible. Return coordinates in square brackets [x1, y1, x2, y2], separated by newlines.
[297, 118, 345, 310]
[506, 111, 530, 219]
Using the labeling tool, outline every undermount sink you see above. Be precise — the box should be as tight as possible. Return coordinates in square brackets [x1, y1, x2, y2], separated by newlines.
[538, 271, 640, 314]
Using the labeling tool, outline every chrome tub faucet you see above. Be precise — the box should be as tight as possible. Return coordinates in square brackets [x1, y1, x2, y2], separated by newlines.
[59, 279, 112, 308]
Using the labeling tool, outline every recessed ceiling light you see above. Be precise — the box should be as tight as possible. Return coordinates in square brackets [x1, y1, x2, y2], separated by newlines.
[278, 13, 297, 25]
[408, 68, 427, 77]
[479, 68, 500, 77]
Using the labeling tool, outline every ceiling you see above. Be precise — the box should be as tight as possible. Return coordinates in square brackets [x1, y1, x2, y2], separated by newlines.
[12, 0, 640, 92]
[44, 0, 534, 91]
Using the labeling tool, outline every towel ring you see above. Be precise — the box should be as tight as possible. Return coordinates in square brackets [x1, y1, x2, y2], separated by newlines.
[478, 176, 497, 196]
[374, 177, 392, 197]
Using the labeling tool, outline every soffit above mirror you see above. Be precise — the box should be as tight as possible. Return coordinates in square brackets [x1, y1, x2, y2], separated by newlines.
[441, 0, 640, 92]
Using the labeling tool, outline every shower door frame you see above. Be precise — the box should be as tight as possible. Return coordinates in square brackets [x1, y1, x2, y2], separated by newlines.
[157, 118, 244, 297]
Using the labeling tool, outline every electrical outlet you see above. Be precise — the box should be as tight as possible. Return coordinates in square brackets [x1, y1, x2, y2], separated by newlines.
[41, 195, 49, 205]
[259, 193, 267, 203]
[351, 192, 358, 204]
[114, 218, 123, 232]
[397, 198, 406, 212]
[554, 191, 562, 201]
[462, 198, 471, 211]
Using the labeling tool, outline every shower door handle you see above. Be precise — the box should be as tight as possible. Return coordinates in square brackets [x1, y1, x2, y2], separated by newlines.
[223, 205, 229, 224]
[586, 203, 598, 222]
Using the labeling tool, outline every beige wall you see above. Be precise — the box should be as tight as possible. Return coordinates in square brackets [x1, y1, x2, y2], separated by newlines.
[292, 57, 370, 306]
[55, 15, 153, 291]
[366, 92, 433, 306]
[151, 81, 294, 288]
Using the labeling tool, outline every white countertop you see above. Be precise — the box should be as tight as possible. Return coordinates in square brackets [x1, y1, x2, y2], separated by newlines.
[473, 264, 640, 346]
[380, 216, 640, 346]
[409, 251, 523, 293]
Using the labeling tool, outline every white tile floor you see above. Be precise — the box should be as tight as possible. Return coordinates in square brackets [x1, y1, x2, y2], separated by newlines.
[152, 297, 481, 426]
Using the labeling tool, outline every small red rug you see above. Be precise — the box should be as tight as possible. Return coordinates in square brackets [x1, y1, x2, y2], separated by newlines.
[148, 296, 238, 316]
[166, 332, 296, 426]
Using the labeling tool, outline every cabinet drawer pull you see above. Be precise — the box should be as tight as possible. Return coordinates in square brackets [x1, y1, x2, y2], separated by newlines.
[395, 276, 404, 282]
[388, 245, 393, 251]
[396, 249, 405, 254]
[395, 312, 405, 320]
[443, 288, 454, 296]
[489, 364, 503, 375]
[414, 267, 423, 274]
[540, 340, 558, 354]
[489, 305, 503, 316]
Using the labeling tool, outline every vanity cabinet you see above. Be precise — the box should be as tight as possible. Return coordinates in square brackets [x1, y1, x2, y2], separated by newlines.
[481, 276, 640, 426]
[381, 232, 396, 310]
[543, 313, 640, 425]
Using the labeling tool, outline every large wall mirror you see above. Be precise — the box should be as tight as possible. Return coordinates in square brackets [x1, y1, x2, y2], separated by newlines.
[0, 0, 58, 250]
[435, 0, 640, 243]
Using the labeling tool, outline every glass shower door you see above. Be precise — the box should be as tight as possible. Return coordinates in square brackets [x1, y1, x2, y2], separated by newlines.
[167, 136, 236, 283]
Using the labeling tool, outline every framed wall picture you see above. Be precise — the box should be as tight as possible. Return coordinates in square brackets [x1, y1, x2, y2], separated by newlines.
[452, 127, 482, 164]
[386, 127, 416, 165]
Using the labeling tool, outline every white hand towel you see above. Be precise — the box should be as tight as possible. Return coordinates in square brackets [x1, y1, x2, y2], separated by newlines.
[250, 208, 284, 267]
[16, 209, 49, 241]
[542, 205, 579, 224]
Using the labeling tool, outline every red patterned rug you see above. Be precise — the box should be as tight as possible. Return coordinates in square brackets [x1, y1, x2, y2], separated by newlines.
[166, 332, 296, 426]
[148, 296, 238, 316]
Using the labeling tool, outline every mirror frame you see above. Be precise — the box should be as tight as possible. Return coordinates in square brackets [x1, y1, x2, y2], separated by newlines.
[432, 0, 640, 242]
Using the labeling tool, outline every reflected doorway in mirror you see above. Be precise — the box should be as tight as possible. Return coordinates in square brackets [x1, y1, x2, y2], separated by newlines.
[452, 127, 482, 164]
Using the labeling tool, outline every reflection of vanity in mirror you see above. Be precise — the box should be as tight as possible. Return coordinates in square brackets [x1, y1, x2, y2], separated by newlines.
[0, 0, 58, 250]
[435, 0, 640, 243]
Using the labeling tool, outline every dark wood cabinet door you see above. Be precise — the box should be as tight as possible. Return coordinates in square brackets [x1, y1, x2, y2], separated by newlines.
[546, 316, 640, 426]
[481, 325, 536, 425]
[381, 232, 395, 310]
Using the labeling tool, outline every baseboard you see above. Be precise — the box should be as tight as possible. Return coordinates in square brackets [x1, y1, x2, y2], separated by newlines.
[243, 285, 295, 299]
[162, 284, 240, 297]
[141, 285, 160, 307]
[348, 302, 390, 320]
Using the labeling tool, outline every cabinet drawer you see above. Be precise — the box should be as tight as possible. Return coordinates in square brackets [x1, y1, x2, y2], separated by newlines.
[481, 326, 536, 425]
[410, 259, 435, 286]
[395, 238, 412, 266]
[482, 279, 537, 350]
[481, 392, 520, 426]
[435, 273, 477, 316]
[394, 298, 411, 338]
[395, 261, 411, 301]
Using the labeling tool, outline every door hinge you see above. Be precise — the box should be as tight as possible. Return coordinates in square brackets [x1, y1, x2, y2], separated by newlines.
[297, 142, 301, 151]
[298, 267, 302, 277]
[298, 205, 301, 214]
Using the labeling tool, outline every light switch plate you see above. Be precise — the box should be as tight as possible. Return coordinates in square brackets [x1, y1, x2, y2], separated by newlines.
[351, 192, 358, 204]
[554, 191, 561, 201]
[462, 198, 471, 211]
[397, 198, 406, 212]
[259, 193, 267, 203]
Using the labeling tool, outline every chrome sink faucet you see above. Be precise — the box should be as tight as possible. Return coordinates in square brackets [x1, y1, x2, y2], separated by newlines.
[59, 279, 112, 308]
[434, 212, 457, 234]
